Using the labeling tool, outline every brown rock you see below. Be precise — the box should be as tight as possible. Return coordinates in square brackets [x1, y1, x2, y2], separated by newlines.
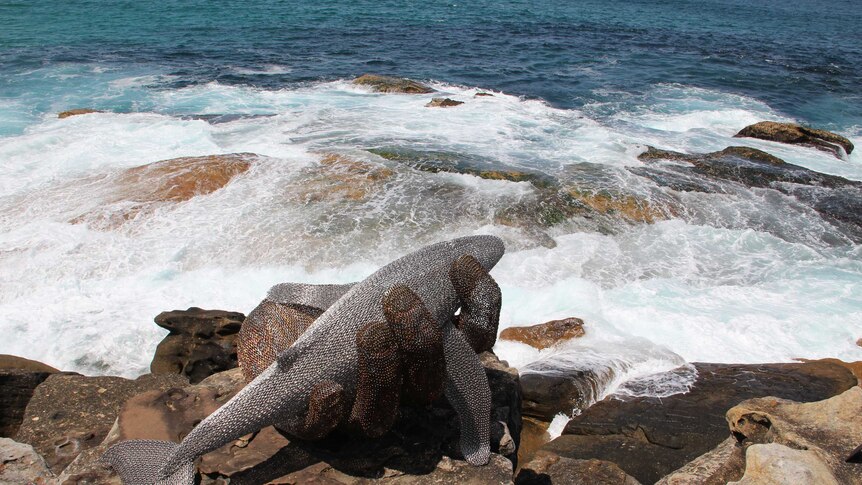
[857, 338, 862, 348]
[289, 153, 395, 203]
[0, 437, 55, 484]
[58, 108, 103, 119]
[150, 307, 245, 384]
[71, 153, 255, 229]
[353, 74, 434, 94]
[567, 189, 672, 223]
[515, 451, 641, 485]
[657, 437, 745, 485]
[425, 97, 464, 108]
[735, 121, 854, 158]
[14, 372, 187, 473]
[517, 417, 551, 472]
[0, 356, 59, 438]
[0, 354, 60, 373]
[500, 317, 585, 350]
[727, 386, 862, 484]
[552, 361, 856, 484]
[475, 92, 494, 97]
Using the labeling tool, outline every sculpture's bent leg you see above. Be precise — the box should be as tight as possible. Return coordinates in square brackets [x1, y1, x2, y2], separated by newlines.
[284, 380, 346, 440]
[449, 254, 502, 353]
[348, 320, 402, 437]
[442, 325, 491, 466]
[382, 284, 446, 405]
[238, 300, 321, 382]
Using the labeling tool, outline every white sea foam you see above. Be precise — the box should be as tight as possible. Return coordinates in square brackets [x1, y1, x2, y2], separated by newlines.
[0, 76, 860, 392]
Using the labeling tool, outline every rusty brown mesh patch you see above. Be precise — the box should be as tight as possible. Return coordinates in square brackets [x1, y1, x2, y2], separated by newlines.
[449, 255, 501, 353]
[237, 300, 323, 382]
[348, 320, 402, 438]
[382, 284, 446, 406]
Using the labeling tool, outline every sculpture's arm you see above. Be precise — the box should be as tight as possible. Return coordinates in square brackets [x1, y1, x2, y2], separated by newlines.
[449, 255, 502, 353]
[266, 282, 355, 309]
[442, 324, 492, 465]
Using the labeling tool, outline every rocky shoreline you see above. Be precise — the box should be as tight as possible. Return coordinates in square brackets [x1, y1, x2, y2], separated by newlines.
[2, 307, 860, 484]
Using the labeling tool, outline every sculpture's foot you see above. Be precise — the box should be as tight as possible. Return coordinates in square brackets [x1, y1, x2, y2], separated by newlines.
[101, 439, 196, 485]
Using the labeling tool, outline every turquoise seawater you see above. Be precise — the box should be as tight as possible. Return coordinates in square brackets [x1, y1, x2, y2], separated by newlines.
[0, 0, 860, 401]
[1, 0, 861, 135]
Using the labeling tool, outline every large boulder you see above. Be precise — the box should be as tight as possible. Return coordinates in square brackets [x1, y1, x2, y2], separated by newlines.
[548, 361, 856, 484]
[353, 74, 434, 94]
[735, 121, 854, 158]
[0, 355, 59, 438]
[727, 386, 862, 484]
[499, 317, 585, 350]
[150, 307, 245, 384]
[0, 437, 54, 484]
[15, 372, 187, 474]
[67, 354, 521, 483]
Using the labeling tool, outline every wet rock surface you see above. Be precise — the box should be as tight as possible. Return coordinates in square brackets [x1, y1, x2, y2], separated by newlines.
[57, 108, 103, 118]
[549, 361, 857, 484]
[14, 372, 187, 474]
[727, 386, 862, 484]
[0, 355, 59, 438]
[70, 153, 255, 230]
[150, 307, 245, 384]
[425, 97, 464, 108]
[735, 121, 854, 158]
[288, 153, 395, 203]
[500, 317, 585, 350]
[353, 74, 434, 94]
[632, 145, 862, 240]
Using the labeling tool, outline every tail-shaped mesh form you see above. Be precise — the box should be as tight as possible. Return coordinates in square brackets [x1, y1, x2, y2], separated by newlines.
[100, 440, 196, 485]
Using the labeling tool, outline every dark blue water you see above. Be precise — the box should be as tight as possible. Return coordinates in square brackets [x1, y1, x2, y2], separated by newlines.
[2, 0, 861, 131]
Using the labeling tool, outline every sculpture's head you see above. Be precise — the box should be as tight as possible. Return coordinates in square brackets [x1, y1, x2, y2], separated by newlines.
[456, 235, 505, 272]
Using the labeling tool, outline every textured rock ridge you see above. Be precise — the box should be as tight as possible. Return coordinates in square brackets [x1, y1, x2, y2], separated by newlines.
[735, 121, 854, 158]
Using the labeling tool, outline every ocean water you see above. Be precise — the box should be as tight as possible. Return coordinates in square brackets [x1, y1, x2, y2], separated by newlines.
[1, 1, 861, 410]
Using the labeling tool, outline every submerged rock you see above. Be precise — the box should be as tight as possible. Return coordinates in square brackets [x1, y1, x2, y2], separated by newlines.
[15, 372, 187, 474]
[353, 74, 434, 94]
[71, 153, 255, 230]
[727, 386, 862, 484]
[0, 355, 59, 438]
[500, 317, 585, 350]
[0, 437, 54, 484]
[515, 452, 641, 485]
[58, 108, 103, 119]
[735, 121, 854, 158]
[289, 153, 395, 203]
[150, 307, 245, 384]
[425, 97, 464, 108]
[475, 92, 494, 97]
[633, 145, 862, 240]
[550, 361, 856, 484]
